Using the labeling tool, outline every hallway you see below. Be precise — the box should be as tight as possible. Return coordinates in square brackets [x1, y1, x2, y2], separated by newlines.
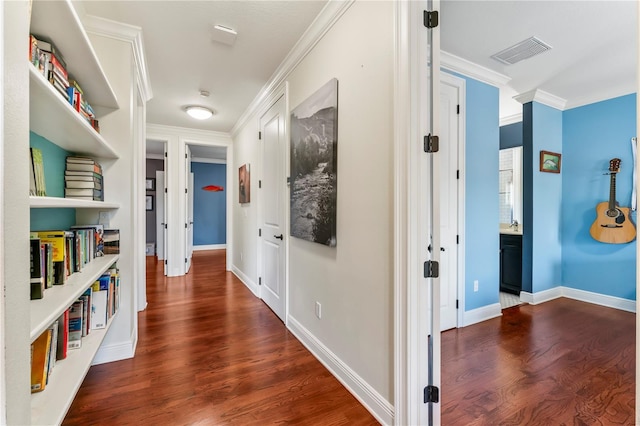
[63, 250, 377, 425]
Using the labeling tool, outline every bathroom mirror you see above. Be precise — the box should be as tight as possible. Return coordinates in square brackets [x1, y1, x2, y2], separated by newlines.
[499, 146, 523, 229]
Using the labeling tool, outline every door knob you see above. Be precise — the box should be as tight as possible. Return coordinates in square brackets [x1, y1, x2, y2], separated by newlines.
[274, 234, 284, 240]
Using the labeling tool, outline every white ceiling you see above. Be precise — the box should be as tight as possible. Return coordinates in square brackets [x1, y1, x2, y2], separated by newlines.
[78, 1, 637, 160]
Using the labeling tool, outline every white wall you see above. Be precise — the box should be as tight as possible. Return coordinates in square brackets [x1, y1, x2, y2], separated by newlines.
[146, 124, 233, 276]
[232, 0, 395, 417]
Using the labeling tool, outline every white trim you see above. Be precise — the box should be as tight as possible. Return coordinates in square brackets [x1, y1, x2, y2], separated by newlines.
[83, 15, 152, 102]
[513, 89, 567, 110]
[566, 88, 637, 111]
[193, 244, 226, 251]
[440, 50, 511, 88]
[500, 113, 523, 126]
[0, 2, 5, 421]
[287, 316, 394, 426]
[462, 303, 502, 327]
[146, 153, 164, 160]
[148, 123, 232, 144]
[230, 0, 354, 137]
[92, 332, 137, 365]
[521, 287, 636, 313]
[231, 266, 259, 297]
[191, 157, 226, 165]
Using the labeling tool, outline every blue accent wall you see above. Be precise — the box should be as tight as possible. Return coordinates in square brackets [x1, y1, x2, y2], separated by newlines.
[30, 132, 76, 230]
[192, 162, 226, 245]
[500, 122, 523, 149]
[450, 72, 500, 310]
[561, 94, 637, 300]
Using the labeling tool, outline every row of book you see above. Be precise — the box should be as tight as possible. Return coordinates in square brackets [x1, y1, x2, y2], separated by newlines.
[31, 265, 120, 393]
[65, 156, 104, 201]
[29, 147, 46, 197]
[30, 225, 120, 300]
[29, 34, 100, 132]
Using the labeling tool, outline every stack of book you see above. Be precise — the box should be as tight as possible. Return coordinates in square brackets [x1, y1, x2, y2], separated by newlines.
[29, 34, 69, 103]
[67, 79, 100, 133]
[65, 156, 104, 201]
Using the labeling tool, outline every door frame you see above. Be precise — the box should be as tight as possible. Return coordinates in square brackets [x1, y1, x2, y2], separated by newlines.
[256, 84, 289, 324]
[441, 71, 467, 328]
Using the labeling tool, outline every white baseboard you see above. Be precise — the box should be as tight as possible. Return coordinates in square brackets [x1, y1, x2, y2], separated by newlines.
[287, 316, 394, 425]
[194, 244, 226, 251]
[92, 336, 136, 365]
[462, 303, 502, 327]
[521, 286, 635, 312]
[231, 265, 259, 296]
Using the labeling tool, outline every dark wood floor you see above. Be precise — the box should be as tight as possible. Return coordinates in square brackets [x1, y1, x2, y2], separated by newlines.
[442, 298, 636, 425]
[63, 250, 377, 425]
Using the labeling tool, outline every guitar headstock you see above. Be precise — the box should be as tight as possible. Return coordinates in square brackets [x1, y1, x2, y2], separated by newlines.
[609, 158, 621, 174]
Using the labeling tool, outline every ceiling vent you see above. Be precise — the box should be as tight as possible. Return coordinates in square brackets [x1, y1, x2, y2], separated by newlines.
[491, 36, 552, 65]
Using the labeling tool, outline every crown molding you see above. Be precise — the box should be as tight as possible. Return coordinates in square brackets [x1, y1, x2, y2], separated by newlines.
[500, 113, 523, 126]
[440, 51, 511, 88]
[191, 157, 227, 165]
[230, 0, 355, 137]
[564, 86, 636, 110]
[83, 14, 153, 102]
[146, 123, 233, 144]
[514, 89, 567, 110]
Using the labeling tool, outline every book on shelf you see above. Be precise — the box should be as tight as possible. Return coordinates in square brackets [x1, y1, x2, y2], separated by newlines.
[80, 288, 91, 337]
[30, 147, 46, 197]
[66, 156, 103, 174]
[30, 33, 67, 69]
[103, 229, 120, 255]
[65, 180, 103, 190]
[64, 187, 103, 200]
[56, 310, 69, 361]
[67, 300, 83, 350]
[46, 322, 58, 384]
[65, 170, 103, 178]
[28, 148, 37, 196]
[37, 230, 68, 285]
[91, 274, 110, 330]
[30, 328, 52, 393]
[29, 238, 45, 300]
[71, 224, 104, 258]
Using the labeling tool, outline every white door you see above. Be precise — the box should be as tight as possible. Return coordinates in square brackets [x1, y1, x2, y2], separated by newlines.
[439, 75, 461, 331]
[259, 95, 286, 321]
[185, 146, 194, 273]
[156, 170, 165, 261]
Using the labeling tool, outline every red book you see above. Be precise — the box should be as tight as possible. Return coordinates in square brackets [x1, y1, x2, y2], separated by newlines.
[56, 309, 69, 360]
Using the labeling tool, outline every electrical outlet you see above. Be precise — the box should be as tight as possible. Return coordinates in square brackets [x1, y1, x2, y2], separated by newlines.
[473, 280, 479, 292]
[315, 302, 322, 319]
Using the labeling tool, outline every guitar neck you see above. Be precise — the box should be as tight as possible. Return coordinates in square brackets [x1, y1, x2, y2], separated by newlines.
[608, 173, 617, 210]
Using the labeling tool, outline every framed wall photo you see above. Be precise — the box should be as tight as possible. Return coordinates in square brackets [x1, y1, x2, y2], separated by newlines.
[146, 195, 154, 211]
[540, 150, 561, 173]
[239, 164, 250, 204]
[146, 178, 156, 191]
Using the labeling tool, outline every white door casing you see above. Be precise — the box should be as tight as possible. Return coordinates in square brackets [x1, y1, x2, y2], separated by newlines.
[259, 94, 287, 322]
[156, 170, 165, 261]
[185, 146, 194, 273]
[439, 74, 461, 331]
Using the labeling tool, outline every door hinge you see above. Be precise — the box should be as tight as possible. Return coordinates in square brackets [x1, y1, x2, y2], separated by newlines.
[164, 259, 167, 265]
[185, 153, 188, 159]
[259, 228, 262, 237]
[423, 10, 439, 28]
[185, 223, 188, 229]
[185, 188, 188, 194]
[457, 104, 460, 115]
[456, 299, 459, 309]
[164, 152, 167, 158]
[165, 187, 168, 193]
[424, 385, 439, 403]
[424, 134, 439, 153]
[424, 260, 439, 278]
[185, 258, 187, 263]
[259, 180, 262, 188]
[456, 235, 459, 244]
[164, 223, 167, 229]
[258, 131, 262, 140]
[259, 277, 262, 285]
[456, 170, 460, 180]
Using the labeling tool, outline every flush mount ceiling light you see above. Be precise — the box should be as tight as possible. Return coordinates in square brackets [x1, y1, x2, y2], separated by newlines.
[185, 106, 214, 120]
[211, 24, 238, 46]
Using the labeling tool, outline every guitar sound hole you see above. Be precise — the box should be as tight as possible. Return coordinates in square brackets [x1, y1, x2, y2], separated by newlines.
[606, 209, 620, 218]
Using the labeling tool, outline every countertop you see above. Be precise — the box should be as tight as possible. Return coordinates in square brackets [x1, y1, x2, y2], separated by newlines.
[500, 224, 523, 235]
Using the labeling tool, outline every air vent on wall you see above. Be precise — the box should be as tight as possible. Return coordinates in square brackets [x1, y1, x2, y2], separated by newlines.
[491, 36, 552, 65]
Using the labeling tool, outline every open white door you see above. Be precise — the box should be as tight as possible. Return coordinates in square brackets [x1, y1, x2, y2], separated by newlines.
[156, 170, 165, 261]
[185, 146, 194, 274]
[259, 94, 287, 322]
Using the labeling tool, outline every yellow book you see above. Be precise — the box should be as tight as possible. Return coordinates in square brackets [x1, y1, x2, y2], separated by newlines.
[30, 329, 52, 393]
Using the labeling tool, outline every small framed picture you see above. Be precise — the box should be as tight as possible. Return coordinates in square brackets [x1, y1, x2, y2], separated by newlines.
[540, 150, 561, 173]
[146, 195, 154, 211]
[146, 178, 156, 191]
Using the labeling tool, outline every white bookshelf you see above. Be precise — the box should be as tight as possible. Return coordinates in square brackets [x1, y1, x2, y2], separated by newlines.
[30, 254, 119, 342]
[27, 0, 128, 424]
[30, 312, 118, 426]
[30, 196, 119, 209]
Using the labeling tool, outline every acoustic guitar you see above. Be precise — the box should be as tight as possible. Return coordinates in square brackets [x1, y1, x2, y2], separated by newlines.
[589, 158, 636, 244]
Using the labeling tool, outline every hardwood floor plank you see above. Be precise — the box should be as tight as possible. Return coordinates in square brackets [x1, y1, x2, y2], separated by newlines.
[442, 299, 635, 425]
[63, 251, 377, 425]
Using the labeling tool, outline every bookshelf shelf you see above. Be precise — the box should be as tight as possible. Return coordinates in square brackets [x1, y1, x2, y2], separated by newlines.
[29, 66, 119, 159]
[30, 196, 119, 209]
[30, 254, 119, 343]
[30, 312, 118, 426]
[30, 0, 119, 111]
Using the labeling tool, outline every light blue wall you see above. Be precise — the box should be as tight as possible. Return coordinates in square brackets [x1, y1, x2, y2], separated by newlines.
[192, 162, 226, 245]
[451, 73, 500, 310]
[561, 94, 637, 300]
[529, 102, 563, 292]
